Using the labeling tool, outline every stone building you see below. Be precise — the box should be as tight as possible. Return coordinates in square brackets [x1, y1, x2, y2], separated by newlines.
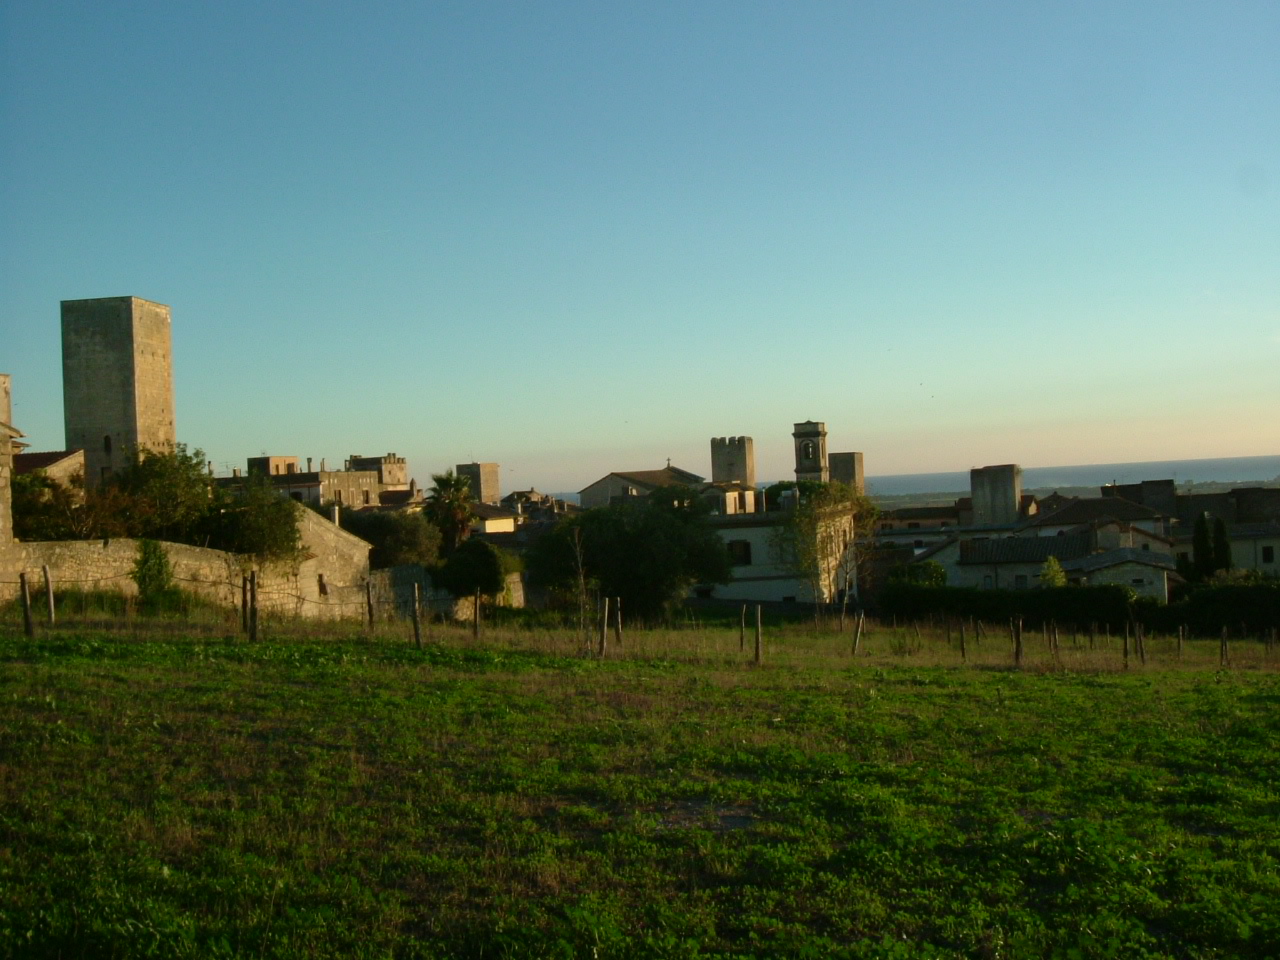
[233, 452, 418, 509]
[0, 374, 21, 549]
[61, 297, 175, 486]
[456, 462, 500, 505]
[970, 464, 1023, 527]
[711, 437, 755, 488]
[578, 465, 705, 510]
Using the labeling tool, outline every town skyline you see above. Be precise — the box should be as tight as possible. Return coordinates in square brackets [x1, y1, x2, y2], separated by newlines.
[4, 2, 1277, 490]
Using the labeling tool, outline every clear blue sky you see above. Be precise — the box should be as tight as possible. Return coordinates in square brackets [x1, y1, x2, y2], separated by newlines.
[3, 1, 1277, 492]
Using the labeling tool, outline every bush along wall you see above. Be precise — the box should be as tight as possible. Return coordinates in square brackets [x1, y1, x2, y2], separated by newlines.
[881, 581, 1280, 636]
[878, 583, 1136, 631]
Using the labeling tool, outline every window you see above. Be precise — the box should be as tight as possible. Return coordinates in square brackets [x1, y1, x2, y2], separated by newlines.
[363, 490, 371, 505]
[103, 434, 112, 455]
[1141, 542, 1150, 551]
[907, 521, 920, 529]
[983, 575, 993, 589]
[1131, 578, 1145, 587]
[1264, 546, 1275, 564]
[727, 540, 752, 566]
[1014, 574, 1028, 589]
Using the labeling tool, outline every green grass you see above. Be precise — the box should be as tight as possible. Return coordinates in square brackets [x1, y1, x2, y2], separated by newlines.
[1, 618, 1278, 958]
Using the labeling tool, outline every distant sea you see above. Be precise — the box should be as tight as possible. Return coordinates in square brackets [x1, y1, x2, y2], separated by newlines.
[866, 455, 1280, 497]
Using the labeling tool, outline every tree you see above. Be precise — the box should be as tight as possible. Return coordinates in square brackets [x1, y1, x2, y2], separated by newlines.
[1192, 512, 1214, 582]
[338, 508, 441, 569]
[209, 473, 304, 563]
[426, 470, 474, 555]
[438, 538, 505, 599]
[527, 493, 731, 623]
[1039, 555, 1067, 588]
[131, 539, 175, 608]
[1191, 512, 1233, 583]
[109, 444, 215, 542]
[1212, 517, 1233, 574]
[890, 560, 947, 588]
[770, 481, 875, 615]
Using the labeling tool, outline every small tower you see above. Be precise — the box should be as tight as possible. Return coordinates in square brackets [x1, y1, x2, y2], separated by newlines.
[710, 436, 755, 488]
[970, 464, 1023, 526]
[456, 462, 500, 504]
[61, 296, 176, 486]
[828, 452, 865, 495]
[792, 421, 829, 484]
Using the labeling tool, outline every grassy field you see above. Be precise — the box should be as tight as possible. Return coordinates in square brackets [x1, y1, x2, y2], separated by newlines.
[1, 614, 1278, 958]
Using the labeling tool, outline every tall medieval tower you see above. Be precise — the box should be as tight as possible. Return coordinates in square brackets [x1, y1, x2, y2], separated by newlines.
[710, 436, 755, 488]
[792, 421, 829, 483]
[61, 297, 176, 485]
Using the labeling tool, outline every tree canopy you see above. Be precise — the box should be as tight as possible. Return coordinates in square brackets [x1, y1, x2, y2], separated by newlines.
[12, 445, 301, 563]
[527, 490, 731, 623]
[438, 538, 506, 599]
[426, 470, 474, 555]
[337, 508, 441, 569]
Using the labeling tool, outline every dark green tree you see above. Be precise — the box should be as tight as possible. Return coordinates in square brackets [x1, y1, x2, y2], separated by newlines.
[426, 470, 474, 555]
[1192, 513, 1214, 582]
[438, 538, 505, 599]
[108, 444, 215, 541]
[337, 508, 441, 569]
[527, 492, 731, 623]
[889, 560, 947, 588]
[1212, 517, 1233, 574]
[209, 474, 304, 562]
[131, 539, 175, 607]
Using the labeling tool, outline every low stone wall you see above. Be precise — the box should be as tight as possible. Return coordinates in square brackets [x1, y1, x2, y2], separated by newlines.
[5, 538, 375, 621]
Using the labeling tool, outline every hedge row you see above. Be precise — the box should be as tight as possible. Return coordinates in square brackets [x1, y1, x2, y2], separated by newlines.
[878, 581, 1280, 634]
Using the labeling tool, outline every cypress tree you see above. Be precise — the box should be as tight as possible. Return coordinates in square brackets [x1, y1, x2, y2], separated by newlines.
[1212, 517, 1233, 574]
[1192, 512, 1213, 582]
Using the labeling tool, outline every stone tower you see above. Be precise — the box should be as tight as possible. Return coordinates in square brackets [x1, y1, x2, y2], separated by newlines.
[710, 436, 755, 488]
[61, 297, 176, 486]
[456, 462, 500, 505]
[792, 421, 828, 484]
[970, 464, 1023, 526]
[828, 451, 865, 495]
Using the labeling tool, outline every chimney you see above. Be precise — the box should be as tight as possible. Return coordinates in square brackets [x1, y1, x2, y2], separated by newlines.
[331, 504, 340, 525]
[307, 457, 313, 472]
[232, 467, 241, 478]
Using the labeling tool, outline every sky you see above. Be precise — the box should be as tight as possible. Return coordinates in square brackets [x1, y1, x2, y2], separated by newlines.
[3, 1, 1278, 493]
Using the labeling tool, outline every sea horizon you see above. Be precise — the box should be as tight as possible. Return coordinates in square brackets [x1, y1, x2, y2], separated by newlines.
[863, 454, 1280, 497]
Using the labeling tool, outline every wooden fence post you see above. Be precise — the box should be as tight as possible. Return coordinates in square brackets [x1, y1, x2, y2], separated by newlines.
[1123, 621, 1130, 670]
[1220, 626, 1228, 667]
[41, 565, 55, 626]
[852, 611, 865, 658]
[473, 588, 481, 640]
[1137, 622, 1147, 666]
[613, 597, 623, 648]
[366, 581, 375, 629]
[412, 582, 422, 650]
[248, 570, 259, 643]
[19, 573, 34, 638]
[598, 596, 609, 657]
[1177, 624, 1184, 658]
[1013, 618, 1023, 668]
[959, 619, 967, 664]
[241, 575, 249, 634]
[754, 604, 763, 666]
[739, 605, 746, 653]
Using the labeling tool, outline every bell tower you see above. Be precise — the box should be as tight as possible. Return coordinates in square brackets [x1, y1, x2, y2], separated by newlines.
[792, 421, 828, 483]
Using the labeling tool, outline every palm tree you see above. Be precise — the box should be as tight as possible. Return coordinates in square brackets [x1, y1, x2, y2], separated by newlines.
[427, 470, 474, 555]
